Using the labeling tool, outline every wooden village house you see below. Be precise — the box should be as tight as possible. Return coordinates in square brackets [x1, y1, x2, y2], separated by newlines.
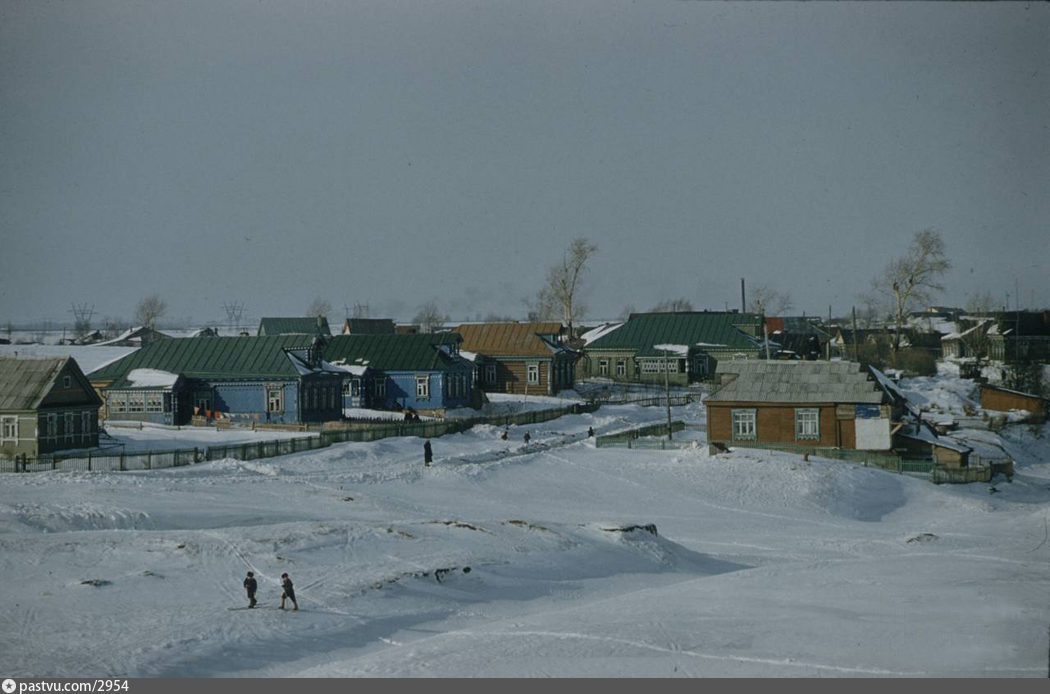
[88, 335, 344, 426]
[454, 322, 576, 396]
[0, 356, 102, 460]
[579, 311, 763, 385]
[323, 332, 476, 415]
[705, 360, 903, 451]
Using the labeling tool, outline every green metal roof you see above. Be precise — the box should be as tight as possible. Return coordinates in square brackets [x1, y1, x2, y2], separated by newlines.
[324, 333, 466, 372]
[87, 335, 318, 382]
[257, 317, 332, 336]
[587, 312, 762, 354]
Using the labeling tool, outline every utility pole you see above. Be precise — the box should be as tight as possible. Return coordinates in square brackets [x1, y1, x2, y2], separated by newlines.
[740, 278, 746, 313]
[852, 306, 860, 362]
[664, 348, 673, 441]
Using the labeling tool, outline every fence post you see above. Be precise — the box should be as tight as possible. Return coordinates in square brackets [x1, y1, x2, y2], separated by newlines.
[87, 453, 92, 472]
[147, 451, 152, 470]
[120, 451, 125, 472]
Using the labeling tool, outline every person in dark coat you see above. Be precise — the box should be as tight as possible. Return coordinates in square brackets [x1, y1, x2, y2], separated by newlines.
[423, 439, 433, 466]
[243, 571, 258, 608]
[523, 431, 531, 445]
[279, 573, 298, 610]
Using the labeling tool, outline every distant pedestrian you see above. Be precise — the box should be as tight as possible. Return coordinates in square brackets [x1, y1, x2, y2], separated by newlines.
[588, 426, 594, 437]
[424, 439, 433, 466]
[523, 431, 531, 445]
[500, 429, 508, 441]
[279, 573, 298, 610]
[243, 571, 258, 608]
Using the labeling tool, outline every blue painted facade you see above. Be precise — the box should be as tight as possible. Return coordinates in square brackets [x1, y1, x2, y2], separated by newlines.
[377, 365, 474, 411]
[195, 374, 343, 424]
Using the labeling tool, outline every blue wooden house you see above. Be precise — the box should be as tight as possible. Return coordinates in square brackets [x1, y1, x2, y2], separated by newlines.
[88, 335, 344, 426]
[323, 333, 475, 414]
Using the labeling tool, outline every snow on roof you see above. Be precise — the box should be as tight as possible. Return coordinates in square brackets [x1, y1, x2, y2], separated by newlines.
[125, 368, 180, 388]
[653, 343, 689, 356]
[868, 366, 916, 413]
[898, 422, 972, 453]
[580, 322, 624, 345]
[324, 361, 369, 376]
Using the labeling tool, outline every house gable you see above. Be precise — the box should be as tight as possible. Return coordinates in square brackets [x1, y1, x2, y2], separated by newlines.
[0, 356, 101, 411]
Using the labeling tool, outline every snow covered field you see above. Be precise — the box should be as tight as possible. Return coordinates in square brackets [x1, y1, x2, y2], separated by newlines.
[1, 392, 1048, 678]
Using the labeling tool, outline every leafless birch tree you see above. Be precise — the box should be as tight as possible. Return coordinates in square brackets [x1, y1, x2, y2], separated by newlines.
[867, 228, 951, 354]
[535, 236, 598, 339]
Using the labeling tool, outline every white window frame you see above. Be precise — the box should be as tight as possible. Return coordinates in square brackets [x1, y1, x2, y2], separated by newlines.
[267, 387, 283, 413]
[44, 413, 58, 440]
[1, 415, 18, 443]
[64, 412, 75, 442]
[416, 375, 430, 400]
[110, 392, 127, 413]
[795, 408, 820, 441]
[616, 359, 626, 377]
[81, 411, 94, 441]
[598, 359, 609, 376]
[146, 392, 163, 413]
[731, 409, 757, 441]
[485, 363, 497, 384]
[526, 363, 540, 385]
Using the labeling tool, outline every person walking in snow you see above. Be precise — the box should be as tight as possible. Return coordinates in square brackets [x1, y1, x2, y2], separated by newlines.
[423, 439, 433, 467]
[523, 431, 531, 445]
[279, 573, 298, 610]
[243, 571, 258, 608]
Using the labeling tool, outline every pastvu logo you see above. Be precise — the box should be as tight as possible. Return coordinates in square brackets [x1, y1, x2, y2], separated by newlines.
[2, 679, 16, 694]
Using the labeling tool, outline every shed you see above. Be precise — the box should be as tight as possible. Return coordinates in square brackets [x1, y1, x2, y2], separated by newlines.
[979, 384, 1048, 421]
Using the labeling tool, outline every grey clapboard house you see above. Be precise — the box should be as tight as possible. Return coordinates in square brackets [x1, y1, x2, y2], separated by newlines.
[0, 356, 102, 460]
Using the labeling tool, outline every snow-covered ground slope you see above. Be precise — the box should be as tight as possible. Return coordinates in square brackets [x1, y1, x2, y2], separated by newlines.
[1, 393, 1048, 677]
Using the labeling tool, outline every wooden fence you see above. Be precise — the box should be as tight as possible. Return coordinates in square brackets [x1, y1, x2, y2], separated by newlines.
[1, 400, 601, 473]
[595, 421, 688, 449]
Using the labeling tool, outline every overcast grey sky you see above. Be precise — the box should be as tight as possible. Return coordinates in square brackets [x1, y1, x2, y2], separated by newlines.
[2, 1, 1047, 327]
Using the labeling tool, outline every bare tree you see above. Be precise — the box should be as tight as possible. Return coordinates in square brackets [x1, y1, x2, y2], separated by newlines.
[650, 298, 694, 313]
[305, 297, 332, 319]
[537, 236, 598, 339]
[134, 294, 167, 329]
[867, 228, 951, 354]
[413, 301, 449, 333]
[746, 285, 793, 316]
